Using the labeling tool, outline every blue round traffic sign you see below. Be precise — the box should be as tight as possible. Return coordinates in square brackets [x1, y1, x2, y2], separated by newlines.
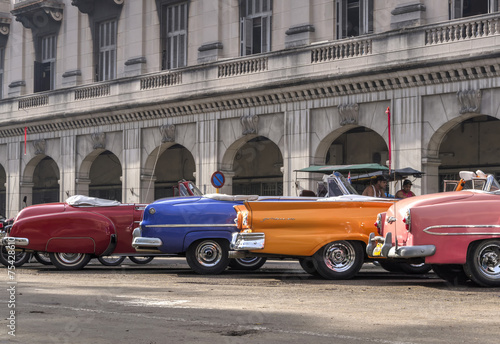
[211, 171, 225, 188]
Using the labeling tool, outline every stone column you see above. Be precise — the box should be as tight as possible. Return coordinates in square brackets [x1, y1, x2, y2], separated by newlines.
[197, 115, 219, 194]
[391, 95, 423, 195]
[59, 134, 77, 199]
[7, 22, 27, 96]
[6, 142, 22, 217]
[122, 128, 142, 203]
[196, 0, 223, 63]
[123, 0, 146, 76]
[421, 157, 441, 194]
[61, 4, 82, 87]
[283, 106, 314, 196]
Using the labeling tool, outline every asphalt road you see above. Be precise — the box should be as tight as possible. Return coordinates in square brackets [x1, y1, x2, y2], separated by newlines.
[1, 258, 499, 344]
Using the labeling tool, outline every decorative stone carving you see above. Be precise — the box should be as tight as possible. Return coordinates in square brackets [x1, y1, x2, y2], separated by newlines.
[241, 113, 259, 135]
[160, 124, 175, 143]
[11, 0, 64, 29]
[0, 14, 11, 35]
[91, 132, 106, 149]
[457, 89, 481, 114]
[338, 103, 359, 126]
[33, 139, 46, 155]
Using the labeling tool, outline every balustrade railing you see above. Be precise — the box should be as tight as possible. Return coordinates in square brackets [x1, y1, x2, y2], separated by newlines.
[426, 15, 500, 45]
[218, 57, 268, 78]
[74, 84, 110, 101]
[140, 72, 182, 90]
[310, 39, 372, 63]
[18, 94, 49, 109]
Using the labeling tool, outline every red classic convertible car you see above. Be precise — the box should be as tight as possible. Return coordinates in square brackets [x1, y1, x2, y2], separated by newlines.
[0, 196, 154, 270]
[367, 175, 500, 286]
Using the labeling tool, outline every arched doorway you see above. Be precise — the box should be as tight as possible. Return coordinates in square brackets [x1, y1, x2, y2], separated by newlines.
[32, 157, 60, 205]
[0, 165, 6, 216]
[326, 127, 388, 165]
[153, 144, 196, 199]
[438, 115, 500, 190]
[232, 136, 283, 195]
[89, 150, 122, 201]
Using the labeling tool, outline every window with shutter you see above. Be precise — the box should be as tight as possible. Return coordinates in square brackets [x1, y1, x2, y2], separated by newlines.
[161, 2, 188, 70]
[97, 20, 117, 81]
[239, 0, 273, 56]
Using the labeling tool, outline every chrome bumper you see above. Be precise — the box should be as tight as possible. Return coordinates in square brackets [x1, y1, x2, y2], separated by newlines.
[230, 232, 265, 250]
[131, 228, 163, 252]
[1, 236, 29, 247]
[366, 232, 436, 259]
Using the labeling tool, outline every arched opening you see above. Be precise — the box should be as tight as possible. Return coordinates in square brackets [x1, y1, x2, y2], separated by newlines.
[0, 165, 6, 216]
[232, 136, 283, 195]
[89, 150, 122, 201]
[326, 127, 388, 165]
[153, 144, 196, 199]
[438, 115, 500, 190]
[32, 156, 60, 204]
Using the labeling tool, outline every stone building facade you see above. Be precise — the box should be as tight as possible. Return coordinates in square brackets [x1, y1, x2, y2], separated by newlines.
[1, 0, 500, 217]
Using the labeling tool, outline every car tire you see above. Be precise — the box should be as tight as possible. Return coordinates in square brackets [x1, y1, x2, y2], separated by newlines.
[0, 247, 30, 267]
[228, 257, 267, 270]
[399, 262, 433, 274]
[128, 256, 154, 264]
[377, 260, 403, 272]
[33, 252, 52, 265]
[432, 264, 469, 285]
[186, 239, 229, 275]
[49, 252, 91, 271]
[299, 257, 320, 276]
[98, 256, 126, 266]
[312, 241, 364, 280]
[463, 240, 500, 287]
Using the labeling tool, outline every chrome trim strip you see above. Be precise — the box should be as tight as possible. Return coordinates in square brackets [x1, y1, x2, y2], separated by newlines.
[423, 224, 500, 236]
[145, 224, 237, 228]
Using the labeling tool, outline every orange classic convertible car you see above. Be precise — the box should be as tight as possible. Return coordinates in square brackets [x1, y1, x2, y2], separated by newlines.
[231, 194, 395, 280]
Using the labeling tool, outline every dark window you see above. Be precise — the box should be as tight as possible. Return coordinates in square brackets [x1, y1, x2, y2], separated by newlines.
[161, 2, 188, 70]
[34, 35, 56, 93]
[336, 0, 373, 39]
[450, 0, 498, 19]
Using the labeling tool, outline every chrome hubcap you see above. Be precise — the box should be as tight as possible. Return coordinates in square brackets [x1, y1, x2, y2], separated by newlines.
[196, 241, 222, 267]
[58, 253, 83, 264]
[478, 244, 500, 278]
[323, 242, 355, 272]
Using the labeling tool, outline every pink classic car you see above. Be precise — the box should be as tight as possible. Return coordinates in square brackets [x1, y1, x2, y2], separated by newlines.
[366, 183, 500, 287]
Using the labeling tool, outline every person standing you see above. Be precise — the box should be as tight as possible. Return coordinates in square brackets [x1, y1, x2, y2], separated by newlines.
[395, 179, 416, 198]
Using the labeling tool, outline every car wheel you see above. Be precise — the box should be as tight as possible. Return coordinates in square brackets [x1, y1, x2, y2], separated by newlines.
[312, 241, 364, 280]
[432, 264, 469, 285]
[33, 252, 52, 265]
[49, 252, 91, 271]
[464, 240, 500, 287]
[299, 257, 320, 276]
[0, 247, 30, 267]
[228, 257, 267, 270]
[98, 255, 126, 266]
[399, 262, 433, 274]
[377, 260, 403, 272]
[128, 256, 154, 264]
[186, 239, 229, 275]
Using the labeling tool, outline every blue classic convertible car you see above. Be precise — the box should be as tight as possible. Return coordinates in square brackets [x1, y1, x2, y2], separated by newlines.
[132, 194, 275, 274]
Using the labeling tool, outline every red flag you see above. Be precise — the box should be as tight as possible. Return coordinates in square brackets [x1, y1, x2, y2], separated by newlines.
[24, 127, 27, 155]
[386, 107, 391, 172]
